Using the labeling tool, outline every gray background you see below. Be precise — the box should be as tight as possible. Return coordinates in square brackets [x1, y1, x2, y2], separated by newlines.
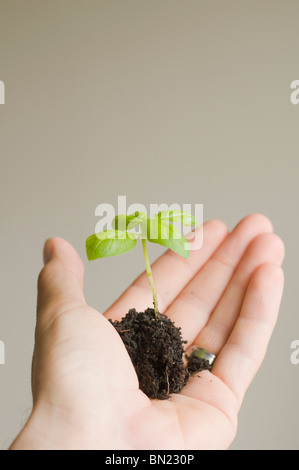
[0, 0, 298, 450]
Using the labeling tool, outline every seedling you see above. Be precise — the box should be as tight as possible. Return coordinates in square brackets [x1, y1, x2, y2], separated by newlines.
[85, 209, 206, 399]
[86, 210, 199, 320]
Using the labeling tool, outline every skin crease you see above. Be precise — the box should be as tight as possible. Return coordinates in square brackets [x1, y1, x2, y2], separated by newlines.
[9, 214, 285, 450]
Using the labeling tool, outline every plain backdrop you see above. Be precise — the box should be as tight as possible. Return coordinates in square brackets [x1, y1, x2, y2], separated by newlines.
[0, 0, 298, 450]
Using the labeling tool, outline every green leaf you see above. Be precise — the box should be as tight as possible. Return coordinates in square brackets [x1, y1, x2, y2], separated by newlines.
[147, 219, 190, 259]
[112, 213, 139, 231]
[155, 210, 200, 227]
[86, 230, 137, 260]
[112, 212, 149, 237]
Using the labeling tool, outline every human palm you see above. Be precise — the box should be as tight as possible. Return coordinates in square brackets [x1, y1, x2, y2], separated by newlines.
[11, 214, 284, 450]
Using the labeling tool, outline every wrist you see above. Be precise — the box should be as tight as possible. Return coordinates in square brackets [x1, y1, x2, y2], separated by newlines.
[9, 395, 131, 450]
[9, 403, 76, 450]
[9, 400, 99, 450]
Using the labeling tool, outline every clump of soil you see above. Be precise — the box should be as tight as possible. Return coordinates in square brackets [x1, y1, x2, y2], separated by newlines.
[110, 308, 211, 400]
[185, 354, 213, 374]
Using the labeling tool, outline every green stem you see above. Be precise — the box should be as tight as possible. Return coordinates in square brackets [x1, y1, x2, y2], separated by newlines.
[142, 238, 159, 320]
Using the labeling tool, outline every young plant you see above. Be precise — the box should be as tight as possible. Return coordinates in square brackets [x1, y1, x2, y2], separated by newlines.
[86, 210, 199, 320]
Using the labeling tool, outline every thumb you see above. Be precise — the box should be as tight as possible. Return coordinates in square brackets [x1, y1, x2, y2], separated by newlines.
[37, 238, 86, 321]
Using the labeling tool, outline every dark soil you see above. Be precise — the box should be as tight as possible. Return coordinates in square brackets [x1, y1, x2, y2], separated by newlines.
[110, 308, 212, 400]
[185, 354, 212, 375]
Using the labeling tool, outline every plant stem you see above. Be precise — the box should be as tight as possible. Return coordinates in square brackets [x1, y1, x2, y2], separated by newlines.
[142, 238, 159, 320]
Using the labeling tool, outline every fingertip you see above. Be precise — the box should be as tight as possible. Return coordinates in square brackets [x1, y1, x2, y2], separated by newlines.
[38, 238, 86, 318]
[251, 262, 285, 291]
[246, 232, 286, 268]
[43, 237, 85, 277]
[43, 238, 53, 265]
[41, 237, 85, 291]
[237, 213, 274, 234]
[205, 219, 229, 239]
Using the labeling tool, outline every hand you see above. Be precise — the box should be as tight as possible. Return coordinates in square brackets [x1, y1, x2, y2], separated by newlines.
[10, 214, 285, 450]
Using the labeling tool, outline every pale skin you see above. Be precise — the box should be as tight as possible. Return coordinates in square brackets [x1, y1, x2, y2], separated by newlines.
[10, 214, 285, 450]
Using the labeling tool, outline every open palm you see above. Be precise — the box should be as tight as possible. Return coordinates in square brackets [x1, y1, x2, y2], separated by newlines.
[11, 214, 284, 450]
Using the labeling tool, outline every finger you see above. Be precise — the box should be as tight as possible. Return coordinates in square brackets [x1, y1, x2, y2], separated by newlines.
[212, 263, 284, 408]
[37, 238, 86, 323]
[165, 213, 274, 343]
[191, 232, 285, 353]
[104, 220, 228, 320]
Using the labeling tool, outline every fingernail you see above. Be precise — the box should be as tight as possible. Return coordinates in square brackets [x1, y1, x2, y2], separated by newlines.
[43, 239, 53, 265]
